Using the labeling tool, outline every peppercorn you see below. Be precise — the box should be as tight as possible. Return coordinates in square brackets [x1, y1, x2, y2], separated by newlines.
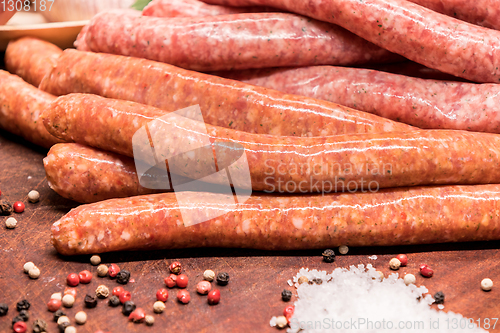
[122, 301, 136, 316]
[404, 274, 416, 286]
[207, 289, 220, 305]
[116, 270, 131, 284]
[57, 315, 70, 326]
[176, 274, 189, 288]
[53, 310, 66, 322]
[203, 269, 215, 281]
[177, 290, 190, 304]
[62, 294, 75, 308]
[396, 254, 408, 266]
[28, 266, 41, 279]
[196, 281, 212, 295]
[420, 264, 434, 277]
[97, 264, 108, 277]
[481, 278, 493, 291]
[5, 217, 17, 229]
[66, 273, 79, 287]
[16, 299, 30, 311]
[283, 305, 295, 318]
[90, 255, 101, 266]
[389, 258, 401, 270]
[119, 291, 132, 304]
[156, 289, 169, 302]
[0, 303, 8, 316]
[28, 190, 40, 203]
[18, 310, 29, 321]
[64, 288, 77, 298]
[322, 249, 335, 263]
[13, 201, 25, 213]
[434, 291, 445, 304]
[153, 301, 166, 313]
[297, 276, 308, 284]
[108, 296, 121, 307]
[51, 293, 62, 301]
[276, 316, 288, 329]
[79, 270, 93, 284]
[96, 285, 110, 298]
[145, 315, 155, 326]
[108, 264, 120, 278]
[338, 245, 349, 255]
[23, 262, 35, 274]
[13, 321, 27, 333]
[64, 326, 77, 333]
[32, 319, 48, 333]
[84, 294, 97, 308]
[216, 272, 229, 286]
[75, 311, 87, 325]
[312, 278, 323, 285]
[128, 308, 146, 323]
[281, 289, 292, 302]
[57, 321, 70, 333]
[12, 316, 23, 326]
[0, 199, 13, 215]
[374, 270, 384, 281]
[169, 261, 182, 274]
[165, 274, 177, 288]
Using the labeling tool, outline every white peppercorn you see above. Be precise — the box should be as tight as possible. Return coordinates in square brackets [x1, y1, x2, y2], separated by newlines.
[153, 301, 165, 313]
[5, 217, 17, 229]
[28, 190, 40, 203]
[57, 316, 70, 325]
[404, 274, 416, 286]
[389, 258, 401, 270]
[372, 270, 384, 281]
[95, 285, 109, 298]
[297, 276, 308, 285]
[23, 262, 35, 273]
[74, 311, 87, 325]
[51, 293, 63, 301]
[481, 278, 493, 291]
[338, 245, 349, 255]
[90, 255, 101, 266]
[145, 315, 154, 326]
[62, 294, 75, 308]
[28, 266, 41, 279]
[276, 316, 288, 329]
[96, 264, 108, 277]
[64, 325, 77, 333]
[203, 269, 215, 282]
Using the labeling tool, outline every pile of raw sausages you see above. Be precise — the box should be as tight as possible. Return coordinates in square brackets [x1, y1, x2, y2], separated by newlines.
[3, 0, 500, 255]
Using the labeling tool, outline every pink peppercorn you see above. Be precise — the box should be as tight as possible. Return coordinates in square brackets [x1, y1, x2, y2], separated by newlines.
[156, 289, 169, 302]
[396, 254, 408, 266]
[13, 201, 25, 213]
[66, 273, 80, 287]
[119, 291, 132, 303]
[47, 299, 62, 312]
[177, 290, 190, 304]
[79, 270, 93, 284]
[176, 274, 188, 288]
[129, 308, 146, 323]
[108, 264, 120, 278]
[165, 274, 177, 288]
[196, 281, 212, 295]
[207, 289, 220, 305]
[169, 261, 182, 274]
[420, 264, 434, 277]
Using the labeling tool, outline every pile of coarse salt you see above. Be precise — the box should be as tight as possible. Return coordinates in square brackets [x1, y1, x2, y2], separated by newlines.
[272, 264, 485, 333]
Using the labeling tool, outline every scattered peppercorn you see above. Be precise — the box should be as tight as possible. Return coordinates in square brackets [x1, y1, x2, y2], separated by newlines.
[177, 290, 190, 304]
[396, 254, 408, 266]
[153, 301, 165, 313]
[0, 303, 8, 316]
[13, 321, 27, 333]
[216, 272, 229, 286]
[96, 285, 110, 298]
[283, 305, 294, 318]
[312, 278, 323, 285]
[13, 201, 25, 213]
[51, 293, 62, 301]
[28, 266, 41, 279]
[64, 288, 77, 298]
[112, 286, 125, 297]
[32, 319, 48, 333]
[145, 315, 155, 326]
[128, 308, 146, 323]
[322, 249, 335, 263]
[23, 262, 35, 274]
[66, 273, 79, 287]
[28, 190, 40, 203]
[116, 270, 131, 284]
[97, 264, 108, 277]
[338, 245, 349, 255]
[57, 321, 70, 333]
[122, 301, 136, 316]
[16, 300, 30, 311]
[165, 274, 177, 288]
[18, 310, 29, 321]
[53, 310, 66, 322]
[276, 316, 288, 329]
[79, 270, 93, 284]
[119, 291, 132, 304]
[420, 264, 434, 277]
[5, 217, 17, 229]
[108, 264, 120, 278]
[481, 278, 493, 291]
[196, 281, 212, 295]
[389, 258, 401, 270]
[75, 311, 87, 325]
[0, 199, 13, 215]
[434, 291, 445, 304]
[169, 261, 182, 274]
[297, 276, 308, 284]
[47, 299, 62, 312]
[203, 269, 215, 281]
[64, 326, 77, 333]
[176, 274, 189, 288]
[62, 294, 75, 308]
[90, 255, 101, 266]
[56, 315, 70, 325]
[84, 294, 98, 308]
[108, 296, 121, 307]
[281, 289, 292, 302]
[156, 289, 169, 302]
[404, 274, 416, 286]
[207, 289, 220, 305]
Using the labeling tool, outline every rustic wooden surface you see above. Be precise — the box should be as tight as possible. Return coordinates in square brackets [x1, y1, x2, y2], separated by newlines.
[1, 55, 500, 333]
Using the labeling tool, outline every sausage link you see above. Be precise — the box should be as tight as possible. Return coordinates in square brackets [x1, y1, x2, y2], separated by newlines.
[199, 0, 500, 82]
[39, 49, 413, 136]
[5, 37, 62, 87]
[80, 10, 402, 71]
[216, 66, 500, 133]
[44, 144, 160, 203]
[143, 0, 275, 17]
[42, 93, 500, 192]
[0, 70, 62, 148]
[51, 185, 500, 255]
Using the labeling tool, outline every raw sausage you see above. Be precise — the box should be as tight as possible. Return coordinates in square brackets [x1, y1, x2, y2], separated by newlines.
[44, 143, 160, 203]
[143, 0, 275, 17]
[199, 0, 500, 82]
[79, 10, 403, 71]
[39, 50, 413, 137]
[5, 37, 62, 87]
[42, 93, 500, 193]
[216, 66, 500, 133]
[51, 185, 500, 255]
[0, 70, 62, 148]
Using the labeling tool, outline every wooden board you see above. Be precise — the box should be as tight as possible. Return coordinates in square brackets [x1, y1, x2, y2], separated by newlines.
[1, 57, 500, 333]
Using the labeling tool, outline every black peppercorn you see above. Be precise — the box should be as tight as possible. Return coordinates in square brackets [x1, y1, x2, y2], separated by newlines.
[16, 299, 30, 311]
[0, 199, 13, 215]
[116, 270, 131, 284]
[312, 278, 323, 285]
[322, 249, 335, 263]
[434, 291, 445, 304]
[216, 272, 229, 286]
[12, 316, 23, 326]
[281, 289, 292, 302]
[58, 321, 70, 333]
[122, 301, 136, 316]
[53, 309, 66, 322]
[0, 303, 8, 316]
[18, 309, 29, 321]
[84, 294, 98, 308]
[33, 319, 48, 333]
[108, 295, 121, 307]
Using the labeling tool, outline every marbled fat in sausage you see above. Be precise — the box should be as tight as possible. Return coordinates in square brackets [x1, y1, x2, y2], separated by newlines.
[39, 50, 413, 137]
[51, 185, 500, 255]
[143, 0, 275, 17]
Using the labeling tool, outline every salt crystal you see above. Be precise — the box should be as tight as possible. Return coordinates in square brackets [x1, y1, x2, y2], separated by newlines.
[438, 304, 445, 310]
[368, 255, 377, 260]
[287, 280, 293, 287]
[269, 316, 277, 327]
